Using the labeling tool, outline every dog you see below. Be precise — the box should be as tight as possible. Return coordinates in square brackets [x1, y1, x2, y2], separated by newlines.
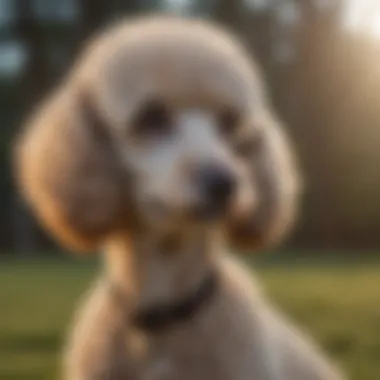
[14, 15, 345, 380]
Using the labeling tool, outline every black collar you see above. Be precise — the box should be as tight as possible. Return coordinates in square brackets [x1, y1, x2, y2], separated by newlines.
[111, 271, 218, 333]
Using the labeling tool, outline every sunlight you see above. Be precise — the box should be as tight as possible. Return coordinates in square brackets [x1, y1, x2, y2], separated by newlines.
[370, 11, 380, 37]
[344, 0, 380, 37]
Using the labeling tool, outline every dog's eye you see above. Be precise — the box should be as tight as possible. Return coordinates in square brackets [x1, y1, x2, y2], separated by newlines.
[132, 100, 172, 138]
[234, 134, 263, 158]
[218, 108, 240, 135]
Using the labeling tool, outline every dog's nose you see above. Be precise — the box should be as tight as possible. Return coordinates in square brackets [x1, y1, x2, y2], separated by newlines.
[198, 164, 236, 209]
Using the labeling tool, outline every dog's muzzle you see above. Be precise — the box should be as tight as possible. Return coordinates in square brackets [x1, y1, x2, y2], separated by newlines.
[193, 163, 237, 220]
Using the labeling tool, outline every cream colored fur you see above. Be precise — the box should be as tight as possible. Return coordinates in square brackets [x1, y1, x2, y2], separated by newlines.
[14, 15, 345, 380]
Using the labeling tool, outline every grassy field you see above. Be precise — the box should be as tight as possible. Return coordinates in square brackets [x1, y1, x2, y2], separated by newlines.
[1, 258, 380, 380]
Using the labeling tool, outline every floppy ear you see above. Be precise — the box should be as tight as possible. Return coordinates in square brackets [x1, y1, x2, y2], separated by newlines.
[227, 110, 301, 252]
[13, 86, 129, 253]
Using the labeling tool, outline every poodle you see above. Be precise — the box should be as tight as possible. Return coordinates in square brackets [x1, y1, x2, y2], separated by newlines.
[14, 15, 345, 380]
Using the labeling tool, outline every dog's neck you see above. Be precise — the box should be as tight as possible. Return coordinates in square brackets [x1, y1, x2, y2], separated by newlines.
[104, 228, 220, 310]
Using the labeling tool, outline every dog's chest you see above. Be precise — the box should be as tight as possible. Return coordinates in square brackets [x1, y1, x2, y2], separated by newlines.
[141, 350, 236, 380]
[138, 326, 266, 380]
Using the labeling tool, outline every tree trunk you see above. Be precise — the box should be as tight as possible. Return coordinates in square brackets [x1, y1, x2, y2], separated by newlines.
[213, 0, 242, 31]
[77, 0, 143, 44]
[13, 0, 51, 254]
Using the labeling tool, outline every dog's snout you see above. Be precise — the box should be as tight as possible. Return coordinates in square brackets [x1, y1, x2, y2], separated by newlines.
[198, 164, 236, 208]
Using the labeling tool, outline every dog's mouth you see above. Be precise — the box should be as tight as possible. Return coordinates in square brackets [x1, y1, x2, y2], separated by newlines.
[189, 199, 231, 223]
[140, 197, 232, 230]
[139, 180, 236, 229]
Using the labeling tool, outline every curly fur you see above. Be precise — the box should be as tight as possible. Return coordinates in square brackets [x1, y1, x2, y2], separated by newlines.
[14, 15, 344, 380]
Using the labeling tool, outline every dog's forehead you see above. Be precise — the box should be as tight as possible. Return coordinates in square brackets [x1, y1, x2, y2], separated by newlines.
[83, 19, 262, 121]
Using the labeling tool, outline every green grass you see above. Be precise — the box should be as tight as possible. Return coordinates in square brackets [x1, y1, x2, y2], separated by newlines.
[1, 259, 380, 380]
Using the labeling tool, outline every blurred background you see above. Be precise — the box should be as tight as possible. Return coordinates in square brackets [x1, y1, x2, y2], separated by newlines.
[1, 0, 380, 379]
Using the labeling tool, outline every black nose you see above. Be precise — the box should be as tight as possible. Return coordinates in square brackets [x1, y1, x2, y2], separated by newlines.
[198, 164, 236, 209]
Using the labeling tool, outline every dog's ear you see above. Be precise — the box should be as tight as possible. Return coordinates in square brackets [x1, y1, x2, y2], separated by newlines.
[13, 86, 129, 253]
[226, 110, 301, 252]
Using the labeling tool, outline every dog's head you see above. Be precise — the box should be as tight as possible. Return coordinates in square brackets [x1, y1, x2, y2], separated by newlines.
[14, 16, 300, 253]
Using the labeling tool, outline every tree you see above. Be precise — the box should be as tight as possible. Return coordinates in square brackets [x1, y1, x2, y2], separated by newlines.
[213, 0, 242, 29]
[78, 0, 143, 41]
[12, 0, 51, 253]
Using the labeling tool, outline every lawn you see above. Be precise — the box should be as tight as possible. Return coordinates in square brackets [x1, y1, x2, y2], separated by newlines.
[1, 258, 379, 380]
